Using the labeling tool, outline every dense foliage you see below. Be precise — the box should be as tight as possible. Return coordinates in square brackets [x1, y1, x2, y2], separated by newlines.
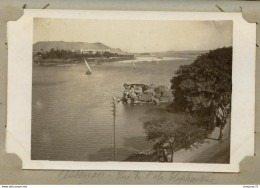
[143, 113, 208, 162]
[141, 47, 232, 162]
[171, 47, 232, 131]
[35, 48, 133, 60]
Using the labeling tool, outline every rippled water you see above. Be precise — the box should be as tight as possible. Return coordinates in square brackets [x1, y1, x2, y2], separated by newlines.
[31, 59, 193, 161]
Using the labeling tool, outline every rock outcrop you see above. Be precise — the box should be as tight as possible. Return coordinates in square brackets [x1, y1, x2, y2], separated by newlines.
[122, 83, 174, 105]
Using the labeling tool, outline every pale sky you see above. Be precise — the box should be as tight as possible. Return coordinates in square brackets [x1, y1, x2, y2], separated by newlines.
[33, 18, 232, 53]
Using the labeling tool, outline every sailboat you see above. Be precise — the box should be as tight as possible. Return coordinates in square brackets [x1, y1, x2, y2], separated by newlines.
[84, 58, 92, 75]
[132, 62, 136, 69]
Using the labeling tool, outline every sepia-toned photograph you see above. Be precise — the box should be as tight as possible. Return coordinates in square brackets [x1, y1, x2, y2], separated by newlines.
[6, 9, 255, 172]
[31, 18, 233, 163]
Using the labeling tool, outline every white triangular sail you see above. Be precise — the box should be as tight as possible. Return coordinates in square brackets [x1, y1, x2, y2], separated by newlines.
[84, 58, 92, 73]
[132, 62, 136, 68]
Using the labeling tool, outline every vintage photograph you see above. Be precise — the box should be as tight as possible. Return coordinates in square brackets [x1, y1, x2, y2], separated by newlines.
[31, 18, 232, 163]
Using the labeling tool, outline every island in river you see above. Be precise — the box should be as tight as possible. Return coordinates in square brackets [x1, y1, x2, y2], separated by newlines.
[33, 41, 206, 66]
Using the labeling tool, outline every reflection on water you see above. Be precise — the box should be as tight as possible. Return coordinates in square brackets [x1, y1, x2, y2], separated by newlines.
[31, 59, 193, 161]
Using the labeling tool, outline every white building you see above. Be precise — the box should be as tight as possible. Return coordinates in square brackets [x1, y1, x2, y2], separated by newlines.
[79, 49, 111, 54]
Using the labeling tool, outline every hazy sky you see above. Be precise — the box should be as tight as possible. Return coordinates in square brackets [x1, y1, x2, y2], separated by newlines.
[34, 18, 232, 53]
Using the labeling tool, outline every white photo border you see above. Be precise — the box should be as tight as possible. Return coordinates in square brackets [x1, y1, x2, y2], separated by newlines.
[6, 9, 256, 172]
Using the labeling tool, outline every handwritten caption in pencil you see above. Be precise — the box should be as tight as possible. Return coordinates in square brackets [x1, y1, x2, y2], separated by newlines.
[58, 171, 214, 184]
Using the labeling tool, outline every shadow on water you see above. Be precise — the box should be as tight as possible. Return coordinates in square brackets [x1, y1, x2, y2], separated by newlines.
[87, 147, 137, 161]
[123, 136, 152, 151]
[136, 104, 173, 123]
[87, 136, 154, 161]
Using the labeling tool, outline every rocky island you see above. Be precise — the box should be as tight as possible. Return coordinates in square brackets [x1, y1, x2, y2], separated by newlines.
[122, 83, 174, 105]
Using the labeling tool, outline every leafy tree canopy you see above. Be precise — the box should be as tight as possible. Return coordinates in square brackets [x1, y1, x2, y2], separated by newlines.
[170, 47, 232, 130]
[35, 49, 133, 60]
[143, 113, 208, 161]
[141, 47, 232, 162]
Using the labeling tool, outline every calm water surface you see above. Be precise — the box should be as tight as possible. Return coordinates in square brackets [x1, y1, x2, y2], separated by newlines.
[31, 59, 193, 161]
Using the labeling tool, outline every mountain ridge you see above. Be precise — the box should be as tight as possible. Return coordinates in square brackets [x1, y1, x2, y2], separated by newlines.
[33, 41, 127, 54]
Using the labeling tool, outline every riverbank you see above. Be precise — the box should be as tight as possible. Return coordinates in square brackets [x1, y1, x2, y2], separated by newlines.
[125, 117, 230, 163]
[187, 117, 230, 163]
[33, 56, 135, 66]
[33, 56, 193, 67]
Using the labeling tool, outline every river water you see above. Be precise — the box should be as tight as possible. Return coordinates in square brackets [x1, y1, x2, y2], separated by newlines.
[31, 58, 193, 161]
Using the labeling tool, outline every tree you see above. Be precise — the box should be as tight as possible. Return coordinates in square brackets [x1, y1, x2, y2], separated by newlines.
[49, 48, 57, 58]
[143, 113, 208, 162]
[170, 47, 232, 140]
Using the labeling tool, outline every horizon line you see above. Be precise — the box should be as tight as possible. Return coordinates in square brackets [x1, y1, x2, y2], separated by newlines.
[33, 40, 232, 53]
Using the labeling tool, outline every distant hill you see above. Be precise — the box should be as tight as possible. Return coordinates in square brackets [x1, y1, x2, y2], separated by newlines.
[33, 41, 127, 55]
